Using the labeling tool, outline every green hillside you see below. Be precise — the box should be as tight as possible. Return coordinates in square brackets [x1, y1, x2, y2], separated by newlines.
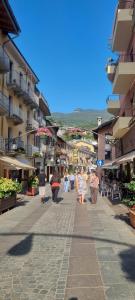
[51, 109, 111, 129]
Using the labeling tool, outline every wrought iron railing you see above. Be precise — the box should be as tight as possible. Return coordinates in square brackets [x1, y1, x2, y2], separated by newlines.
[118, 0, 135, 9]
[106, 95, 120, 104]
[9, 106, 25, 120]
[5, 138, 24, 152]
[7, 70, 38, 107]
[0, 137, 5, 151]
[0, 47, 10, 73]
[0, 91, 9, 113]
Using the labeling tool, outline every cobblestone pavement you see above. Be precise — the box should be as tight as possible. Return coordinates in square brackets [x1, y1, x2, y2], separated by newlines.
[0, 188, 135, 299]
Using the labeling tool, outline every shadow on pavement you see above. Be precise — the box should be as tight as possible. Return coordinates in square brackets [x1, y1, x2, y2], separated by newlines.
[57, 197, 63, 203]
[119, 246, 135, 282]
[8, 234, 33, 256]
[15, 200, 29, 207]
[3, 231, 135, 255]
[114, 213, 130, 226]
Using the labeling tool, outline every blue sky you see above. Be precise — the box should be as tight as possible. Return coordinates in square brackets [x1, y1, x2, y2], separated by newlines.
[10, 0, 117, 112]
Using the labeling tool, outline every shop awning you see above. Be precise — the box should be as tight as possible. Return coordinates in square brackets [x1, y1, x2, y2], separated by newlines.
[114, 151, 135, 165]
[102, 161, 119, 169]
[0, 156, 35, 170]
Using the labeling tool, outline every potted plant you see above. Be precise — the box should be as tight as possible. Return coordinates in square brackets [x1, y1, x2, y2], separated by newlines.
[15, 147, 26, 154]
[32, 152, 42, 158]
[0, 178, 22, 213]
[27, 175, 39, 196]
[122, 180, 135, 228]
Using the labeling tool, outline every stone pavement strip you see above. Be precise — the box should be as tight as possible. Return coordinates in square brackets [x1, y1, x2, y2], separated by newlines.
[0, 188, 135, 300]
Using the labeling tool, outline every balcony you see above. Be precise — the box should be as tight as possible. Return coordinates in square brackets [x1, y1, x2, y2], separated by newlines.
[106, 61, 116, 82]
[5, 138, 24, 156]
[112, 4, 134, 52]
[7, 106, 24, 125]
[7, 71, 38, 109]
[0, 91, 9, 115]
[113, 54, 135, 93]
[26, 119, 39, 132]
[106, 95, 120, 116]
[113, 116, 132, 138]
[23, 89, 38, 109]
[0, 137, 5, 152]
[38, 117, 46, 127]
[26, 145, 40, 157]
[0, 48, 10, 74]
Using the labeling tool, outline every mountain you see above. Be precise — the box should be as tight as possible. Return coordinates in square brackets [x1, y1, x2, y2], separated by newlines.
[51, 109, 111, 129]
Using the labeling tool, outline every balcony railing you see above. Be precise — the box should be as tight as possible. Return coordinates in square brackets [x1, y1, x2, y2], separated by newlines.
[0, 47, 10, 74]
[26, 119, 39, 132]
[8, 106, 24, 125]
[7, 70, 38, 109]
[5, 138, 24, 154]
[0, 137, 5, 152]
[0, 91, 9, 115]
[118, 0, 135, 9]
[106, 94, 120, 102]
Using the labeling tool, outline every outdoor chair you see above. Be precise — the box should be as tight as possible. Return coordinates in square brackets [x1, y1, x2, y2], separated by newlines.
[100, 183, 110, 197]
[111, 183, 122, 201]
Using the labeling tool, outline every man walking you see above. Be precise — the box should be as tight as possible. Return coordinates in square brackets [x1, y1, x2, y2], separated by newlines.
[69, 173, 75, 190]
[89, 170, 99, 204]
[38, 169, 46, 203]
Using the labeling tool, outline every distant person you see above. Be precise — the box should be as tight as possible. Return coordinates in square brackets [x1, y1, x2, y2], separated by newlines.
[63, 171, 70, 192]
[50, 171, 61, 203]
[89, 170, 99, 204]
[69, 173, 75, 190]
[38, 169, 46, 203]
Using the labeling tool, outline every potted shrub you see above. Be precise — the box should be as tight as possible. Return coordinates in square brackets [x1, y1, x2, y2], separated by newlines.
[122, 180, 135, 228]
[27, 176, 39, 196]
[0, 178, 22, 213]
[32, 152, 42, 158]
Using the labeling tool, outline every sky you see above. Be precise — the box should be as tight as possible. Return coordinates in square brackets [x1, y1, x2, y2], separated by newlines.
[10, 0, 117, 113]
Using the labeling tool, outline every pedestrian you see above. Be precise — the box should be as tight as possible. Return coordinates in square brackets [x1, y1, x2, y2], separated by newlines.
[89, 170, 99, 204]
[75, 169, 88, 204]
[63, 171, 69, 192]
[38, 169, 46, 203]
[50, 171, 61, 203]
[69, 172, 75, 190]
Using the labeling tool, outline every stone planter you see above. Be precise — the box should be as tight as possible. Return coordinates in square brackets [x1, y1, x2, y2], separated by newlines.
[27, 187, 38, 196]
[129, 209, 135, 228]
[0, 194, 17, 213]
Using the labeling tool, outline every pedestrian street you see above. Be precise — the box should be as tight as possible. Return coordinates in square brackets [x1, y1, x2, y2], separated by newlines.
[0, 187, 135, 300]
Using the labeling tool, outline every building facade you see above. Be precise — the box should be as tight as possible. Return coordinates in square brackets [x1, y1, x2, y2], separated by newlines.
[0, 0, 51, 181]
[106, 0, 135, 180]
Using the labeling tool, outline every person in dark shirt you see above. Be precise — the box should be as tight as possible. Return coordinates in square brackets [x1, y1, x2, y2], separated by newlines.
[38, 169, 46, 203]
[50, 171, 61, 203]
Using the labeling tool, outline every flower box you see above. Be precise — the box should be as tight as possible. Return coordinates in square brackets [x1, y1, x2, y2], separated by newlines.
[129, 209, 135, 228]
[0, 194, 17, 213]
[27, 187, 38, 196]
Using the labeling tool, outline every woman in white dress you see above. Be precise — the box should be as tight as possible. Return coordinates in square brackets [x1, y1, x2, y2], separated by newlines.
[76, 169, 88, 204]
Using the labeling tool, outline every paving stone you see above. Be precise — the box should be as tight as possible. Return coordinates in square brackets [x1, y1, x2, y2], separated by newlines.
[65, 287, 105, 300]
[1, 189, 135, 299]
[66, 274, 102, 288]
[105, 284, 134, 300]
[70, 242, 96, 257]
